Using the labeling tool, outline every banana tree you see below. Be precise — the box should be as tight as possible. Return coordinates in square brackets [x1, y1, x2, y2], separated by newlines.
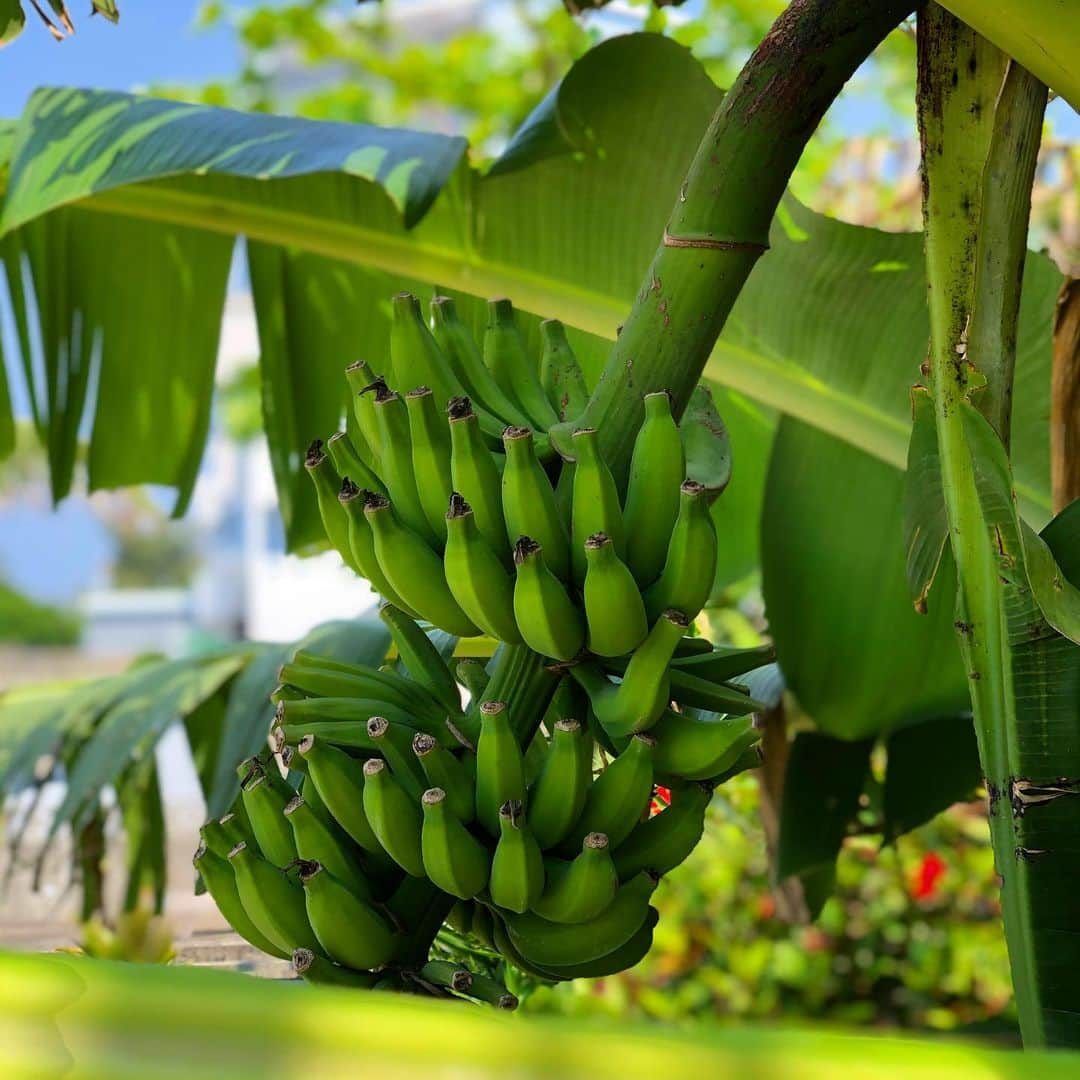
[0, 0, 1076, 1047]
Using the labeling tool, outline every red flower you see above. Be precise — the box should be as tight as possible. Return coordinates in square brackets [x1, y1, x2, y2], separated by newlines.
[911, 851, 947, 900]
[648, 785, 672, 818]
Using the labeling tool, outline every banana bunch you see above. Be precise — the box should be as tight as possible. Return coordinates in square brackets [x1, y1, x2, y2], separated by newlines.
[196, 606, 770, 998]
[306, 291, 721, 661]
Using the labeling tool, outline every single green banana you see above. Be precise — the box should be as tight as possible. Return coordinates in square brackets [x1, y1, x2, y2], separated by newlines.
[566, 734, 655, 851]
[276, 695, 434, 740]
[371, 381, 438, 545]
[405, 386, 454, 545]
[531, 832, 618, 924]
[240, 772, 296, 867]
[298, 734, 382, 853]
[470, 902, 496, 949]
[530, 906, 658, 980]
[570, 427, 624, 584]
[512, 537, 584, 662]
[488, 799, 545, 914]
[622, 390, 685, 587]
[483, 298, 559, 430]
[270, 683, 306, 705]
[378, 603, 461, 715]
[199, 819, 235, 860]
[670, 642, 776, 680]
[448, 396, 510, 559]
[642, 481, 717, 621]
[461, 970, 519, 1010]
[420, 787, 490, 899]
[539, 319, 588, 423]
[571, 610, 689, 738]
[278, 718, 378, 752]
[193, 842, 290, 960]
[299, 770, 333, 823]
[582, 532, 648, 658]
[366, 493, 480, 638]
[338, 479, 420, 615]
[326, 430, 385, 496]
[362, 758, 425, 876]
[431, 296, 532, 428]
[455, 658, 490, 702]
[502, 428, 569, 580]
[418, 959, 474, 995]
[299, 860, 396, 971]
[345, 359, 384, 461]
[474, 700, 526, 837]
[390, 292, 463, 409]
[279, 658, 438, 719]
[613, 781, 713, 881]
[284, 794, 373, 901]
[667, 668, 762, 716]
[649, 710, 759, 781]
[444, 493, 522, 643]
[504, 871, 658, 968]
[292, 947, 380, 988]
[227, 841, 320, 954]
[366, 715, 427, 798]
[527, 718, 592, 851]
[304, 441, 361, 573]
[217, 812, 249, 849]
[412, 732, 474, 823]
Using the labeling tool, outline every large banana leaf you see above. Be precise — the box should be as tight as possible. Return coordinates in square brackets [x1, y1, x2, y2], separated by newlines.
[3, 950, 1079, 1079]
[0, 35, 1062, 546]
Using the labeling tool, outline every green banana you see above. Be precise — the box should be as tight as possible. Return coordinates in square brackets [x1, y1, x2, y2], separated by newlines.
[642, 481, 717, 621]
[420, 787, 490, 899]
[469, 903, 496, 949]
[412, 731, 474, 822]
[217, 812, 249, 849]
[622, 390, 685, 587]
[670, 642, 776, 681]
[378, 603, 462, 716]
[512, 537, 584, 662]
[227, 841, 320, 954]
[539, 319, 588, 423]
[504, 871, 658, 968]
[270, 683, 305, 705]
[283, 794, 372, 901]
[366, 715, 427, 797]
[299, 860, 397, 971]
[582, 533, 648, 658]
[276, 695, 432, 740]
[667, 668, 762, 716]
[298, 734, 382, 853]
[571, 610, 689, 738]
[362, 758, 425, 877]
[488, 800, 545, 914]
[613, 781, 713, 881]
[649, 710, 759, 781]
[299, 770, 331, 823]
[502, 427, 569, 581]
[371, 381, 438, 545]
[570, 427, 624, 584]
[531, 832, 618, 924]
[277, 718, 379, 752]
[345, 359, 384, 460]
[444, 493, 522, 643]
[527, 718, 592, 851]
[455, 658, 490, 702]
[448, 397, 509, 560]
[567, 734, 655, 851]
[193, 842, 290, 960]
[474, 700, 526, 837]
[279, 656, 443, 719]
[390, 291, 463, 409]
[365, 492, 480, 638]
[461, 971, 519, 1010]
[339, 480, 420, 615]
[304, 441, 361, 573]
[405, 386, 454, 544]
[418, 959, 474, 994]
[431, 296, 532, 428]
[483, 298, 559, 430]
[531, 906, 658, 980]
[199, 819, 235, 860]
[292, 947, 380, 988]
[326, 430, 385, 496]
[240, 771, 297, 867]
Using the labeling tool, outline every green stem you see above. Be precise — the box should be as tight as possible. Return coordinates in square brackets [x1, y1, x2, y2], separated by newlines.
[560, 0, 915, 477]
[917, 4, 1049, 1046]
